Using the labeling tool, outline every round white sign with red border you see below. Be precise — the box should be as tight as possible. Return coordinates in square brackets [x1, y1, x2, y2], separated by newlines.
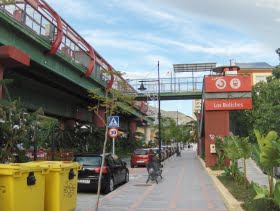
[215, 78, 226, 89]
[108, 128, 119, 138]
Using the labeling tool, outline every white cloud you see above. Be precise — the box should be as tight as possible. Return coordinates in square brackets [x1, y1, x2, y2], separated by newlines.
[83, 29, 269, 63]
[143, 55, 173, 69]
[140, 34, 267, 56]
[81, 29, 161, 53]
[114, 0, 191, 25]
[46, 0, 118, 24]
[256, 0, 280, 11]
[155, 0, 280, 52]
[46, 0, 89, 17]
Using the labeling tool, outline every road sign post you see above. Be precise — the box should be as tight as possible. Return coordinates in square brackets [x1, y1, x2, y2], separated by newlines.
[108, 128, 119, 155]
[113, 138, 115, 155]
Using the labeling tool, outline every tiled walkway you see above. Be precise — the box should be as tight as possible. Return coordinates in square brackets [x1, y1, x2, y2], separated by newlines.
[96, 150, 227, 211]
[238, 158, 269, 187]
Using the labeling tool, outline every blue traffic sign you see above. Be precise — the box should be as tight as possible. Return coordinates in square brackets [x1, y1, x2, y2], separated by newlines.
[108, 116, 119, 128]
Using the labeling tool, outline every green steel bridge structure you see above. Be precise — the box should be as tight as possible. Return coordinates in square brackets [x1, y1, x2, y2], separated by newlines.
[0, 0, 204, 127]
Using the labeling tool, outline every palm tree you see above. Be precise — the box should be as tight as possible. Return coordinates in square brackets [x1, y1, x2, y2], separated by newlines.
[186, 120, 198, 143]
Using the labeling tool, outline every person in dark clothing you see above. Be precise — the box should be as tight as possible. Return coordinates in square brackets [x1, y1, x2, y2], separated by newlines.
[176, 147, 181, 156]
[146, 157, 162, 183]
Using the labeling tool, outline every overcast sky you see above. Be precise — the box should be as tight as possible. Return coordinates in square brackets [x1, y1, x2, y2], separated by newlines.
[47, 0, 280, 117]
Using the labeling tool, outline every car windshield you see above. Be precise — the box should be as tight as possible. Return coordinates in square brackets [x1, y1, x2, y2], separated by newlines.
[151, 149, 159, 154]
[134, 149, 148, 155]
[74, 156, 101, 166]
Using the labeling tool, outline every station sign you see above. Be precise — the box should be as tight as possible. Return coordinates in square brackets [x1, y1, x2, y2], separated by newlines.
[205, 98, 252, 111]
[205, 75, 252, 93]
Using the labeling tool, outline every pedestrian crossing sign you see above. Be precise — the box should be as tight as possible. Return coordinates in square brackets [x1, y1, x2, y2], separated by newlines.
[108, 116, 119, 128]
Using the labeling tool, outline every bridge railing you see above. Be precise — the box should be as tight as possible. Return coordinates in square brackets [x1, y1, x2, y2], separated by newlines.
[0, 1, 136, 93]
[0, 1, 95, 75]
[0, 0, 147, 114]
[128, 77, 203, 94]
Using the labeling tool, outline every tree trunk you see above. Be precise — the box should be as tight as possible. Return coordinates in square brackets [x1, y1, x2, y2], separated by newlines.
[95, 91, 109, 211]
[95, 125, 109, 210]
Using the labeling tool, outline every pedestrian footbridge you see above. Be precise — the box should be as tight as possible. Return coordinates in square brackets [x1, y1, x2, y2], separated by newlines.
[128, 77, 203, 101]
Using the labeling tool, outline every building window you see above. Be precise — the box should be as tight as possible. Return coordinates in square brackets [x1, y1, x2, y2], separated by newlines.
[255, 76, 267, 83]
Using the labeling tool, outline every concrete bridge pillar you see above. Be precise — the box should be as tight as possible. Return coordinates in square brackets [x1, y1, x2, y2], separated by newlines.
[0, 45, 30, 98]
[129, 119, 137, 133]
[64, 119, 75, 129]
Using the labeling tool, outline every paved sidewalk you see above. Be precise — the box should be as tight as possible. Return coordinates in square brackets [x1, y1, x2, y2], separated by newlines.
[84, 150, 227, 211]
[238, 158, 269, 187]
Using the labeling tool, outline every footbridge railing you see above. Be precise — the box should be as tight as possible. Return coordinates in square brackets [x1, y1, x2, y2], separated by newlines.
[128, 77, 203, 95]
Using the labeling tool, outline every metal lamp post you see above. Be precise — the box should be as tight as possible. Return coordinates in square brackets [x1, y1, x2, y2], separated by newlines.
[138, 61, 162, 163]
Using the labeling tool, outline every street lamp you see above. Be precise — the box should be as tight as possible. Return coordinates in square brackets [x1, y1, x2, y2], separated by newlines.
[138, 61, 162, 163]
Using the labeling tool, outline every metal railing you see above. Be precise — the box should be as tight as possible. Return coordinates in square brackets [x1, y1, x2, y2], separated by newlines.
[0, 0, 143, 116]
[0, 0, 136, 94]
[128, 77, 204, 94]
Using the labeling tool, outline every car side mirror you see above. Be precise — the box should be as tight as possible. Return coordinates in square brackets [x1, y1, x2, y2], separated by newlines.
[122, 161, 127, 166]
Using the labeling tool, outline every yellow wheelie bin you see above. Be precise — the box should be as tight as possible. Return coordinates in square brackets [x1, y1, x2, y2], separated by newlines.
[27, 161, 80, 211]
[0, 163, 49, 211]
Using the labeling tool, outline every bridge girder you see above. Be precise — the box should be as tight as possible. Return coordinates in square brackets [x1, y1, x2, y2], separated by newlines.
[0, 12, 150, 123]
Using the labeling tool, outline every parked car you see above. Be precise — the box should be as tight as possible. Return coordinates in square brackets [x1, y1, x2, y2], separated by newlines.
[161, 146, 168, 159]
[130, 148, 156, 167]
[73, 153, 129, 193]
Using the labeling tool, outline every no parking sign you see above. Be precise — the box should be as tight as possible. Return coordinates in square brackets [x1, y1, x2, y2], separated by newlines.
[108, 128, 119, 138]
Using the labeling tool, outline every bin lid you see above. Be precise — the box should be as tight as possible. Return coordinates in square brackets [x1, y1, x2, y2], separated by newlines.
[46, 161, 80, 171]
[0, 163, 48, 176]
[25, 161, 80, 172]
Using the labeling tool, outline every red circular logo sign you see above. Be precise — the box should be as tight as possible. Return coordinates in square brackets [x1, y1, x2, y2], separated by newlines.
[108, 128, 119, 138]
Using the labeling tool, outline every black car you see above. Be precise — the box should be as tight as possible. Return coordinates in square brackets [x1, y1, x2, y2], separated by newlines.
[73, 153, 129, 193]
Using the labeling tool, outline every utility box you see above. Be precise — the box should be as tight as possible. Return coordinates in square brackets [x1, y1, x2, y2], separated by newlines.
[210, 144, 216, 153]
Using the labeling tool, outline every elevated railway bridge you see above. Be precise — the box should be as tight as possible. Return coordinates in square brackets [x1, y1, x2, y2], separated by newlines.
[0, 0, 204, 135]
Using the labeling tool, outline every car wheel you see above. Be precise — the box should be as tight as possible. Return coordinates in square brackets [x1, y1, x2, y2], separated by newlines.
[109, 177, 114, 192]
[124, 171, 129, 183]
[103, 177, 114, 194]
